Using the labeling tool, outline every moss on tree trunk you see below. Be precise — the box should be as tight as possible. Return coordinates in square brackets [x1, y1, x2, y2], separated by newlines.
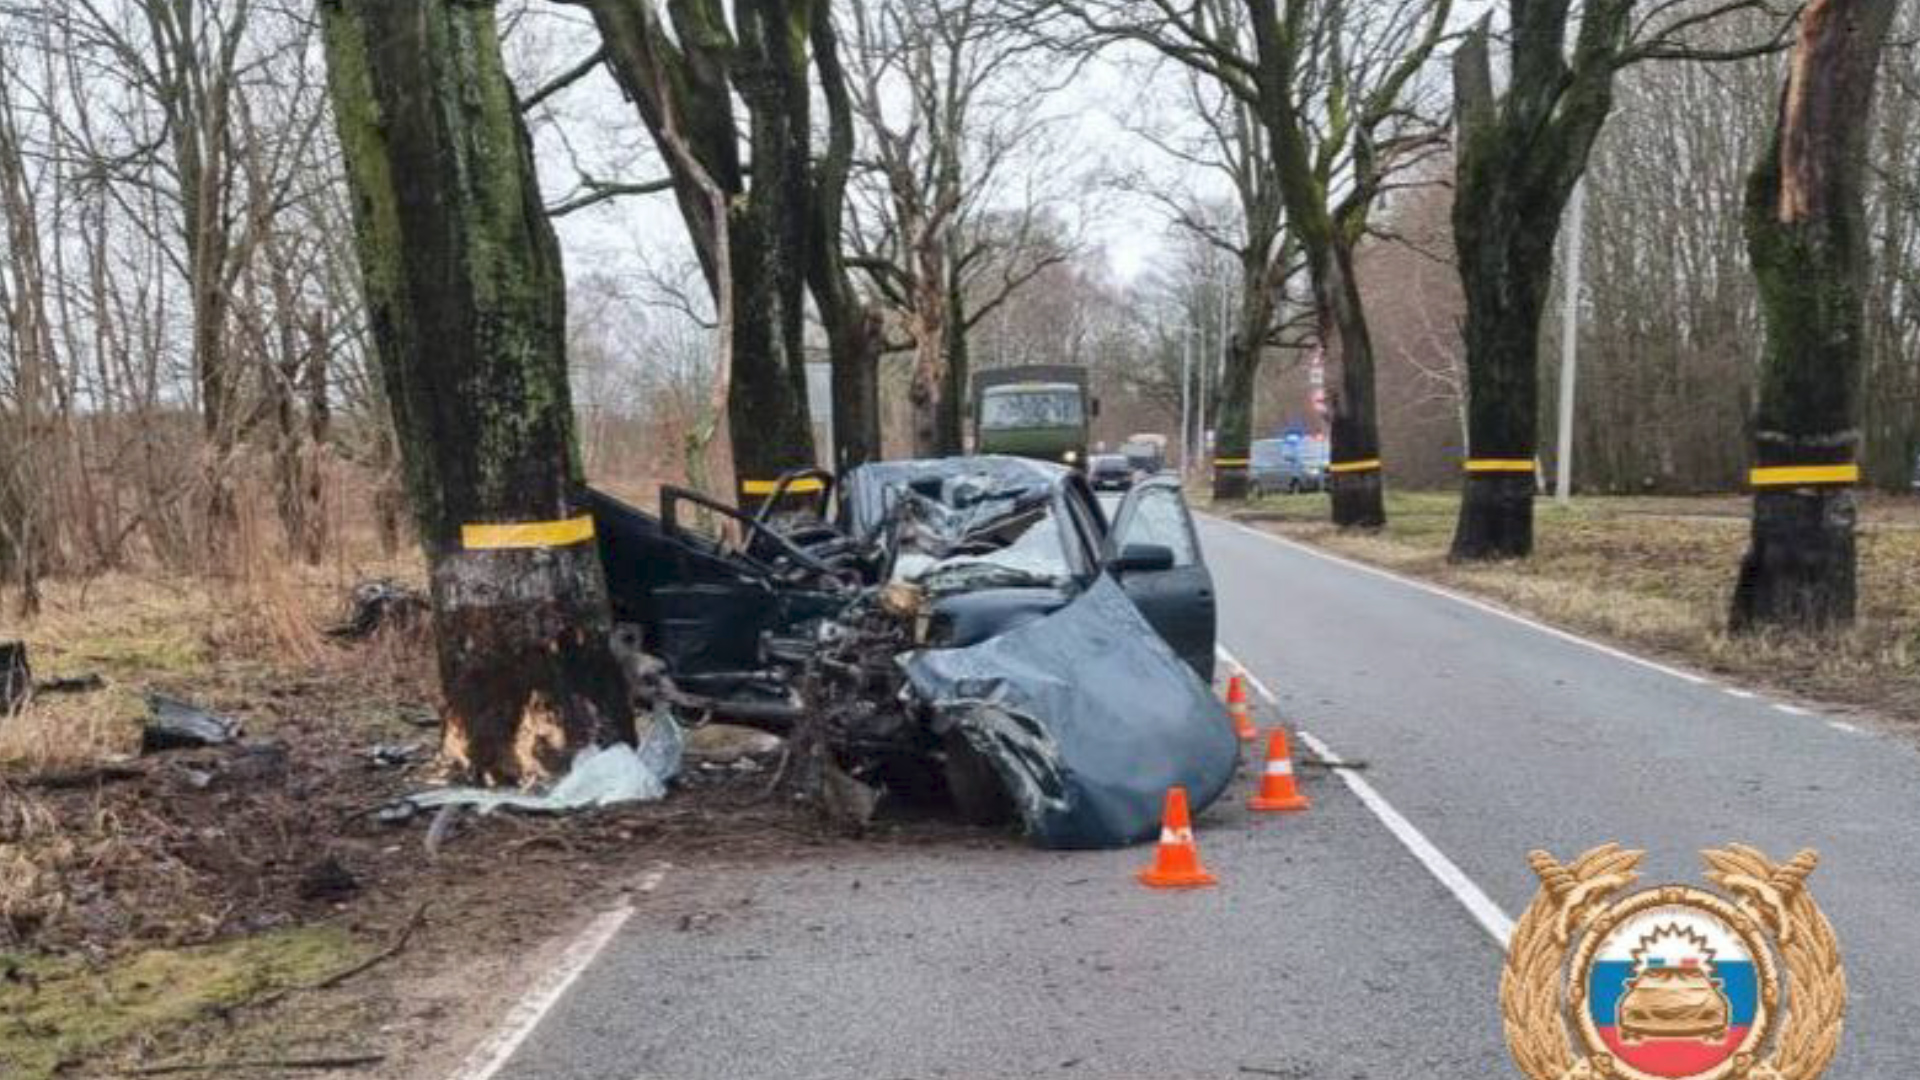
[1730, 0, 1897, 631]
[1446, 9, 1629, 560]
[1211, 336, 1258, 502]
[322, 0, 634, 784]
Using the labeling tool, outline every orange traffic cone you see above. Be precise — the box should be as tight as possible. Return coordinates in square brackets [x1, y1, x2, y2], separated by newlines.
[1225, 673, 1258, 742]
[1138, 787, 1217, 888]
[1249, 729, 1310, 812]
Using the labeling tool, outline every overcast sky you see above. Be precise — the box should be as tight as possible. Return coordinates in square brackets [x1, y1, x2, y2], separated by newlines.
[507, 6, 1231, 316]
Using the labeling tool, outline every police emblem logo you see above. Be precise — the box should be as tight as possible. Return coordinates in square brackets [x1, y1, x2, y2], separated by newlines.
[1502, 845, 1846, 1080]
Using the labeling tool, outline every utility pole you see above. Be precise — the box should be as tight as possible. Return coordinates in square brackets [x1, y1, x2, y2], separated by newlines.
[1179, 328, 1193, 480]
[1190, 315, 1205, 466]
[1555, 180, 1586, 506]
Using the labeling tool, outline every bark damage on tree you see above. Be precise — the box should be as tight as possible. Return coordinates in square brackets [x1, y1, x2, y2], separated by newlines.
[1731, 0, 1897, 632]
[322, 0, 635, 784]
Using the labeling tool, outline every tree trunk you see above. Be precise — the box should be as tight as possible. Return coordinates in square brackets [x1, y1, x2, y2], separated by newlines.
[577, 0, 819, 507]
[1211, 333, 1259, 502]
[1446, 14, 1621, 561]
[300, 310, 331, 565]
[728, 0, 820, 503]
[1449, 211, 1553, 560]
[322, 0, 635, 785]
[1731, 0, 1897, 631]
[1323, 247, 1385, 528]
[807, 6, 883, 471]
[936, 275, 968, 456]
[904, 222, 947, 459]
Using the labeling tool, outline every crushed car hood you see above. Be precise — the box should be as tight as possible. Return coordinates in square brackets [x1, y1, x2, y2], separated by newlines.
[904, 575, 1239, 849]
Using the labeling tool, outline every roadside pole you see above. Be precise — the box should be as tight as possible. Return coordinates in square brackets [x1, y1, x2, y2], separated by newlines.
[1555, 180, 1585, 505]
[1180, 329, 1193, 481]
[1196, 322, 1208, 470]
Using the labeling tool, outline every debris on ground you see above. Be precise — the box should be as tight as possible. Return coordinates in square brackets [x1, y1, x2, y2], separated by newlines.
[2, 639, 30, 715]
[363, 743, 425, 769]
[141, 693, 242, 751]
[683, 723, 782, 763]
[390, 717, 685, 818]
[35, 672, 104, 695]
[325, 580, 429, 641]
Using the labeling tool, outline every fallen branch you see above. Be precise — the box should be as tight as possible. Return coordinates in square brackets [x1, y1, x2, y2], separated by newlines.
[22, 764, 147, 790]
[122, 1053, 385, 1076]
[250, 903, 426, 1010]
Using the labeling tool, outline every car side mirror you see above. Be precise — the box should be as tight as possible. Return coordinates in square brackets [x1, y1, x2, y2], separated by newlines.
[1109, 542, 1175, 574]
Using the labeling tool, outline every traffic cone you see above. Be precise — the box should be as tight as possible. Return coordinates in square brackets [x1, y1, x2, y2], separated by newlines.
[1225, 672, 1258, 742]
[1249, 729, 1310, 812]
[1137, 786, 1217, 889]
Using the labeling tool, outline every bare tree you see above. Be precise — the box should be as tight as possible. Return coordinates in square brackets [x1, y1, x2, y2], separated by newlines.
[1730, 0, 1902, 630]
[556, 0, 820, 505]
[844, 0, 1077, 457]
[1116, 33, 1308, 499]
[1042, 0, 1454, 528]
[1447, 0, 1792, 559]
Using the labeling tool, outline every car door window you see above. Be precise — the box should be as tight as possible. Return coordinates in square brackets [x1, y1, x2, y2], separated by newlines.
[1114, 487, 1198, 567]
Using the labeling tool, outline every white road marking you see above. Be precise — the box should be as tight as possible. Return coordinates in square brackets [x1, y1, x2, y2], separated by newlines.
[451, 868, 667, 1080]
[1722, 688, 1757, 700]
[1214, 517, 1713, 686]
[1828, 720, 1864, 734]
[1218, 644, 1515, 950]
[1775, 703, 1812, 716]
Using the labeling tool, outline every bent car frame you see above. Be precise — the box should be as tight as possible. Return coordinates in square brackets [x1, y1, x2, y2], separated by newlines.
[588, 456, 1237, 849]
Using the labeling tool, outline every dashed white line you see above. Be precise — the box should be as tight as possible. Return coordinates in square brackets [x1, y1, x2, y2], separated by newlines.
[1722, 688, 1757, 700]
[451, 867, 668, 1080]
[1827, 720, 1864, 735]
[1218, 644, 1515, 950]
[1774, 703, 1812, 717]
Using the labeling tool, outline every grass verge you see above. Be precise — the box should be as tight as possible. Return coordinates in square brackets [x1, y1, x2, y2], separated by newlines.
[1232, 490, 1920, 728]
[0, 926, 367, 1080]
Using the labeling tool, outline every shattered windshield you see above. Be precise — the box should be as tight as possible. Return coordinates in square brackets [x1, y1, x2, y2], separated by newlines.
[980, 388, 1083, 430]
[903, 506, 1073, 591]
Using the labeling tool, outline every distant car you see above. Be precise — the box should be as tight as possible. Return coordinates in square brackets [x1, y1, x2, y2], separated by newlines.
[1088, 454, 1134, 491]
[1120, 435, 1168, 475]
[1250, 437, 1327, 495]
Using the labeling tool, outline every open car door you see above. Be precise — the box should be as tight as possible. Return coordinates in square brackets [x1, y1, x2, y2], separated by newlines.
[1105, 478, 1216, 681]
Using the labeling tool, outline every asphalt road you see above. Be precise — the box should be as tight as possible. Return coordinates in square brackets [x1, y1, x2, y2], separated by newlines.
[485, 510, 1920, 1080]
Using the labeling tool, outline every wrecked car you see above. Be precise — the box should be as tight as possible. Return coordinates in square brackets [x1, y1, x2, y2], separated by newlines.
[588, 456, 1238, 849]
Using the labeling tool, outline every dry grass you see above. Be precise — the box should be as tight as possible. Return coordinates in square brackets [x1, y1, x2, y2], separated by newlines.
[1236, 490, 1920, 727]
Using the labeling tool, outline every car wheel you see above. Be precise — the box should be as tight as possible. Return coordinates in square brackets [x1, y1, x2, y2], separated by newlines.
[941, 731, 1013, 826]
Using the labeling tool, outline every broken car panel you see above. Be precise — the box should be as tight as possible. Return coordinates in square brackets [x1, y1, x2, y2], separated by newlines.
[588, 456, 1234, 848]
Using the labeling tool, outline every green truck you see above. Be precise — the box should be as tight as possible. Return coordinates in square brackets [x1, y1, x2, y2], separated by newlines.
[971, 365, 1096, 468]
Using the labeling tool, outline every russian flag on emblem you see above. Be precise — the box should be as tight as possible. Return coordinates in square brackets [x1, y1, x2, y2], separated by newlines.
[1586, 910, 1759, 1078]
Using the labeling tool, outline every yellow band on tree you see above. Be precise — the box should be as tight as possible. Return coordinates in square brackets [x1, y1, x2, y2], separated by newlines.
[1750, 463, 1859, 487]
[740, 476, 828, 496]
[1464, 459, 1537, 473]
[1213, 458, 1250, 467]
[1327, 459, 1382, 474]
[461, 515, 596, 551]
